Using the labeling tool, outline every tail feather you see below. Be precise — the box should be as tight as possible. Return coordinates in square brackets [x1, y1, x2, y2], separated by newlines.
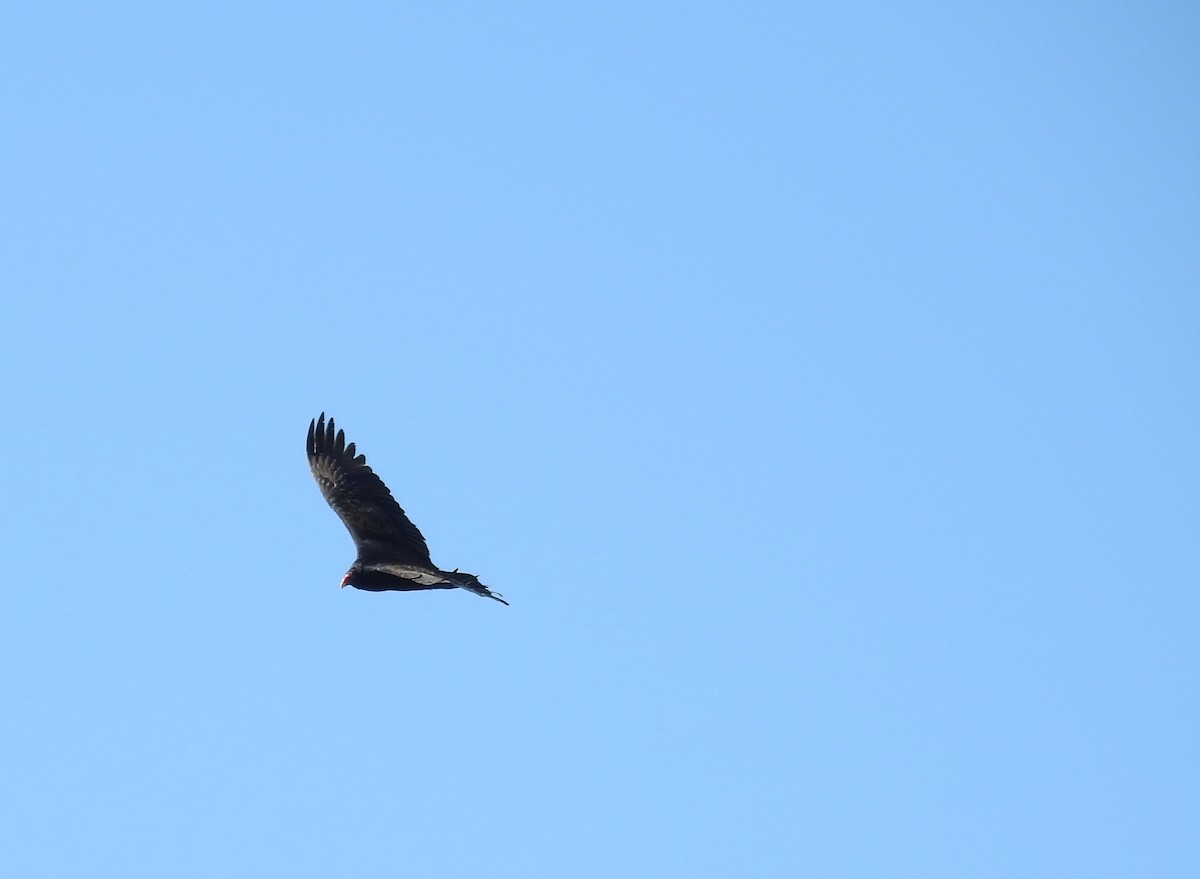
[447, 569, 509, 605]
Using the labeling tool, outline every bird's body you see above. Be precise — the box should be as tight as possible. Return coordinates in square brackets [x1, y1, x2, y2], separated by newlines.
[306, 413, 507, 605]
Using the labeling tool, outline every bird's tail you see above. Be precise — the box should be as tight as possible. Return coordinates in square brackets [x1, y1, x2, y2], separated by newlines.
[448, 569, 509, 605]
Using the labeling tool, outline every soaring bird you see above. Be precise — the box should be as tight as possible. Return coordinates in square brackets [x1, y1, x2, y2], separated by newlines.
[307, 413, 507, 605]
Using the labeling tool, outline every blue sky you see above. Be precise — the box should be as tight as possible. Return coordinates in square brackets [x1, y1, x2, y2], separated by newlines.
[2, 2, 1197, 876]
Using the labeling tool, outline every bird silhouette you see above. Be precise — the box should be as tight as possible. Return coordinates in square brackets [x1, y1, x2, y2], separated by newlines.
[307, 413, 507, 605]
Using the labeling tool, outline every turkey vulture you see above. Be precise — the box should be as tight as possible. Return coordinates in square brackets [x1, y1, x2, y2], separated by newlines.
[307, 413, 507, 605]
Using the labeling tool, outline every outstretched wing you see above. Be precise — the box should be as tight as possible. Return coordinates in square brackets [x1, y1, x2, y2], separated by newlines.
[307, 413, 433, 566]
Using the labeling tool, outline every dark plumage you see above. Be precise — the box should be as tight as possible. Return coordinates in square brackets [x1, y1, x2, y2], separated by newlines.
[306, 413, 507, 605]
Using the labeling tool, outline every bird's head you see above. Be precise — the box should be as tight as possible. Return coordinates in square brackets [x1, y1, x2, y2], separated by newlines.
[339, 561, 367, 589]
[339, 565, 396, 591]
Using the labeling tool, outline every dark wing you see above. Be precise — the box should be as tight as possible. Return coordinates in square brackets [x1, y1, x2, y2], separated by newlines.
[307, 413, 433, 566]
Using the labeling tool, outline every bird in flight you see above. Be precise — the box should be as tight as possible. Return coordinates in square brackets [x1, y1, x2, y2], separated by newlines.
[307, 413, 508, 605]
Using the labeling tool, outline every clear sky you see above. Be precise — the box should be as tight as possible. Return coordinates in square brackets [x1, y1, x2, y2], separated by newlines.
[2, 2, 1197, 877]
